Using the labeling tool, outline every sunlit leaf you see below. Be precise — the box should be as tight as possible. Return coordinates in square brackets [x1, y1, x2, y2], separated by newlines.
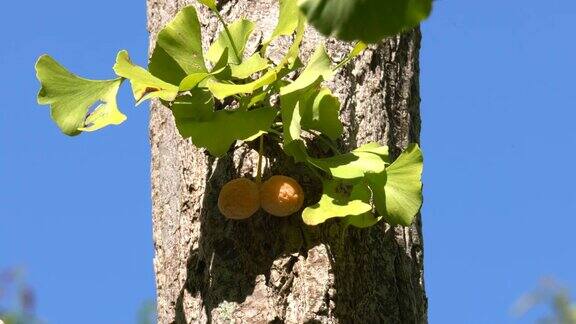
[280, 46, 333, 159]
[298, 0, 433, 43]
[335, 41, 367, 69]
[262, 0, 300, 51]
[367, 144, 423, 226]
[230, 53, 270, 79]
[343, 212, 382, 228]
[303, 179, 372, 225]
[209, 47, 233, 80]
[149, 6, 206, 85]
[113, 50, 178, 104]
[172, 91, 277, 156]
[354, 142, 390, 162]
[300, 87, 343, 139]
[179, 73, 210, 91]
[207, 19, 255, 65]
[350, 42, 367, 57]
[197, 0, 217, 11]
[207, 70, 277, 100]
[35, 55, 125, 135]
[277, 14, 306, 69]
[310, 151, 385, 179]
[280, 45, 333, 95]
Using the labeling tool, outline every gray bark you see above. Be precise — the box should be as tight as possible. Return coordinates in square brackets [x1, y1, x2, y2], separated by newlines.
[148, 0, 426, 323]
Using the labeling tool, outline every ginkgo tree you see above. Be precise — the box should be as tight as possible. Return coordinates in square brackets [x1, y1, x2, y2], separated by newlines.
[34, 0, 431, 227]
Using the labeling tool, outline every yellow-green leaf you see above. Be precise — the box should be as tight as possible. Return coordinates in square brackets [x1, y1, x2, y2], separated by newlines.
[367, 144, 423, 226]
[343, 213, 382, 228]
[197, 0, 217, 11]
[299, 87, 343, 140]
[172, 91, 277, 156]
[149, 6, 206, 85]
[35, 55, 126, 135]
[207, 19, 255, 65]
[207, 69, 277, 100]
[230, 53, 270, 79]
[303, 179, 372, 226]
[113, 50, 179, 104]
[310, 151, 385, 179]
[280, 45, 333, 95]
[261, 0, 300, 51]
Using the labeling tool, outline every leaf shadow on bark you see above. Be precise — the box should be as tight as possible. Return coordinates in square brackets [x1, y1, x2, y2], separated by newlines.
[172, 137, 425, 323]
[173, 138, 322, 323]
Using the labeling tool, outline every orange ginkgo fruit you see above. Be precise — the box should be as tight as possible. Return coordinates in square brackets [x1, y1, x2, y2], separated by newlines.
[260, 175, 304, 217]
[218, 178, 260, 220]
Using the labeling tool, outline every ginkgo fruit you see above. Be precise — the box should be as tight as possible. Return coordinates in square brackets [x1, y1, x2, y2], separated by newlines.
[218, 178, 260, 220]
[260, 175, 305, 217]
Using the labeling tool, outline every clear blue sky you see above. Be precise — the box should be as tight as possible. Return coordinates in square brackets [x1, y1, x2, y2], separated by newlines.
[1, 0, 574, 323]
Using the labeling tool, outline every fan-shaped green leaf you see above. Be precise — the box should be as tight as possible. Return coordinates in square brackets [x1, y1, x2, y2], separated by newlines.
[300, 87, 343, 139]
[172, 91, 277, 156]
[367, 144, 423, 226]
[280, 46, 333, 159]
[149, 6, 206, 85]
[298, 0, 432, 43]
[207, 69, 277, 100]
[207, 19, 255, 65]
[35, 55, 125, 136]
[354, 142, 390, 162]
[303, 179, 372, 225]
[310, 151, 385, 179]
[280, 45, 333, 95]
[113, 50, 178, 104]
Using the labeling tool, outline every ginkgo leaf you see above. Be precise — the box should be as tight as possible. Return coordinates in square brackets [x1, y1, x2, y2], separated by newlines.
[207, 19, 255, 65]
[298, 0, 432, 43]
[230, 53, 270, 79]
[113, 50, 178, 104]
[276, 14, 306, 69]
[367, 144, 423, 226]
[335, 41, 367, 70]
[172, 91, 277, 156]
[197, 0, 217, 11]
[354, 142, 390, 162]
[303, 179, 372, 226]
[280, 46, 333, 158]
[280, 45, 333, 95]
[149, 6, 206, 85]
[261, 0, 300, 51]
[343, 212, 382, 229]
[179, 73, 211, 91]
[300, 87, 343, 140]
[310, 151, 385, 179]
[35, 55, 126, 136]
[207, 69, 277, 100]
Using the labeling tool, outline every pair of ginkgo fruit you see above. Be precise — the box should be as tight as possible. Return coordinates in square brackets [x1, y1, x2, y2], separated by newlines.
[217, 175, 305, 219]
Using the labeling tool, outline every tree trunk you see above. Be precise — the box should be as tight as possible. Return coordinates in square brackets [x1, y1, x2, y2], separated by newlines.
[148, 0, 426, 323]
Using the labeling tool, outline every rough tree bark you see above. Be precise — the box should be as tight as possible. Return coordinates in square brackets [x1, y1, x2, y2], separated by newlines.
[148, 0, 426, 323]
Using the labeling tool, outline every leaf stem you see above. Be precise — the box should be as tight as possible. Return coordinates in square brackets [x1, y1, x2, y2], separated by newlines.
[333, 41, 367, 71]
[215, 11, 242, 63]
[268, 128, 283, 137]
[256, 135, 264, 185]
